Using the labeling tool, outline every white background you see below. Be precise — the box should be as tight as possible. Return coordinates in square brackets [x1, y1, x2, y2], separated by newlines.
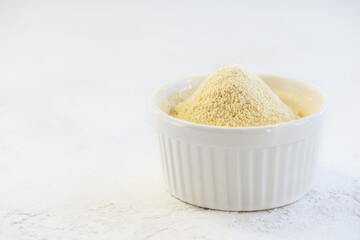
[0, 0, 359, 239]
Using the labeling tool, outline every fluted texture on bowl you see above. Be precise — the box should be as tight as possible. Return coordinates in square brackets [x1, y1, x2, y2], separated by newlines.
[158, 131, 320, 211]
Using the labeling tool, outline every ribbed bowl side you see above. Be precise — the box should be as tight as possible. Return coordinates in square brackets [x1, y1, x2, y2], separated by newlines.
[157, 132, 320, 211]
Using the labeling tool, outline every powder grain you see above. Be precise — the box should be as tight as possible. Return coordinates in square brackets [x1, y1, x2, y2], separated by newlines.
[170, 64, 298, 127]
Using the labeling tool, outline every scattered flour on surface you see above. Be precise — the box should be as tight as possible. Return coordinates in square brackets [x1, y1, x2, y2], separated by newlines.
[1, 165, 359, 240]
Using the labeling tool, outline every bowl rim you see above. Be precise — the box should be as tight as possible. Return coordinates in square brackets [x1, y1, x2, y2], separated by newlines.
[149, 73, 328, 133]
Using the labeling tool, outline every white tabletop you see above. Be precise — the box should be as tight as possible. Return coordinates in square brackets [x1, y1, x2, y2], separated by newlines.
[0, 0, 359, 239]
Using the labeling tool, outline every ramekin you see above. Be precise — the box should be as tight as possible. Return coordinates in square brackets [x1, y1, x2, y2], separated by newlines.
[149, 74, 327, 211]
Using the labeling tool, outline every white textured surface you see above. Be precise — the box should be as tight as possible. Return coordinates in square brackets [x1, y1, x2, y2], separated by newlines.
[0, 0, 360, 239]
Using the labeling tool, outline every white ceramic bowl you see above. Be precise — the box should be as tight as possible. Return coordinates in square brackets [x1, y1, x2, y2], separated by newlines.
[149, 74, 327, 211]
